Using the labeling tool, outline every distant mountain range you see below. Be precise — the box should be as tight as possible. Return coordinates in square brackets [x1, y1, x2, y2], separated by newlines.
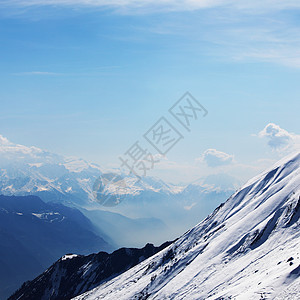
[0, 134, 238, 247]
[0, 134, 237, 206]
[0, 195, 112, 300]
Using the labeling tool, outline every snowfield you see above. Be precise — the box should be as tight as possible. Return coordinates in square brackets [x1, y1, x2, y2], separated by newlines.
[73, 152, 300, 300]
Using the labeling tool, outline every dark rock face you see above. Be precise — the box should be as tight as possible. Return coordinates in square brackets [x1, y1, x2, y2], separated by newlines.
[9, 241, 172, 300]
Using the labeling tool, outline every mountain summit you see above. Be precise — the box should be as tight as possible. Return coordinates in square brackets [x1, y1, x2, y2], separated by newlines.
[73, 152, 300, 299]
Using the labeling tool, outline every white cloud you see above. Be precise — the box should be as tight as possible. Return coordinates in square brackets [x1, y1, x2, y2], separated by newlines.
[198, 149, 235, 167]
[258, 123, 299, 150]
[3, 0, 300, 11]
[13, 71, 61, 76]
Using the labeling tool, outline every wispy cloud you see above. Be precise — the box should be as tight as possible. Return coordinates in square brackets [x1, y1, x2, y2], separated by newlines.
[12, 66, 121, 76]
[13, 71, 61, 76]
[2, 1, 300, 69]
[218, 24, 300, 68]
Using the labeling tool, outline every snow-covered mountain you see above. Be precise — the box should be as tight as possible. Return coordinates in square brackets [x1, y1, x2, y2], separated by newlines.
[73, 152, 300, 300]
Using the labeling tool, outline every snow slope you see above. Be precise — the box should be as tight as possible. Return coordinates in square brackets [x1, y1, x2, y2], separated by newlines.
[74, 152, 300, 300]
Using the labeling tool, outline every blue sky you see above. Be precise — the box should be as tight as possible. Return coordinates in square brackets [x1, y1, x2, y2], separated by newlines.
[0, 0, 299, 183]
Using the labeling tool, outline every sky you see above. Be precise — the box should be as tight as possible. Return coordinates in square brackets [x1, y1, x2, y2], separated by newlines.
[0, 0, 299, 184]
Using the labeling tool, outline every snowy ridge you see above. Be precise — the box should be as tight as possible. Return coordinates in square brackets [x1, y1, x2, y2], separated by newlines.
[74, 152, 300, 300]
